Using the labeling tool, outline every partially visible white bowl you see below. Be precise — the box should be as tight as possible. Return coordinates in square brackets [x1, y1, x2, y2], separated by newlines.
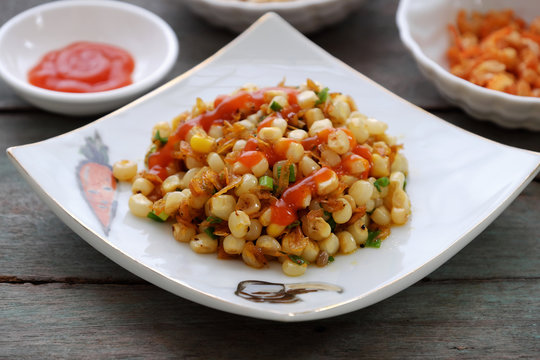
[0, 0, 179, 116]
[397, 0, 540, 131]
[185, 0, 365, 34]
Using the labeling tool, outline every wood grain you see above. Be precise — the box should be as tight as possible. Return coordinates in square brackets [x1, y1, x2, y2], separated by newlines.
[1, 280, 538, 359]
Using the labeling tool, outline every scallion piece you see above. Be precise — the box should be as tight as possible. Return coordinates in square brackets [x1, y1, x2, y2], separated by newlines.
[315, 87, 329, 105]
[374, 177, 390, 192]
[328, 256, 335, 263]
[147, 210, 169, 222]
[153, 130, 168, 145]
[365, 230, 381, 248]
[259, 175, 274, 190]
[288, 254, 307, 265]
[204, 227, 217, 239]
[206, 216, 223, 224]
[286, 220, 301, 229]
[270, 101, 283, 112]
[288, 165, 296, 182]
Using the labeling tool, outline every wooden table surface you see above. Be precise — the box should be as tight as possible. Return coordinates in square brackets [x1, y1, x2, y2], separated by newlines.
[1, 1, 539, 358]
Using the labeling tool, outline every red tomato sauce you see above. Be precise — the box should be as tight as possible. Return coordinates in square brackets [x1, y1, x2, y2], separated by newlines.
[271, 167, 335, 226]
[148, 87, 299, 179]
[28, 41, 134, 93]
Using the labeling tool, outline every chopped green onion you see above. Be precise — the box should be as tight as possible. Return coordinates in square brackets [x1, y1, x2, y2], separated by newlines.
[327, 217, 336, 232]
[147, 210, 169, 222]
[374, 177, 390, 192]
[204, 227, 217, 239]
[403, 179, 407, 190]
[153, 130, 168, 145]
[288, 254, 307, 265]
[259, 175, 274, 190]
[315, 87, 329, 105]
[328, 256, 335, 262]
[206, 216, 223, 224]
[286, 220, 301, 229]
[365, 230, 381, 248]
[288, 165, 296, 182]
[144, 144, 157, 166]
[270, 101, 283, 112]
[277, 165, 296, 183]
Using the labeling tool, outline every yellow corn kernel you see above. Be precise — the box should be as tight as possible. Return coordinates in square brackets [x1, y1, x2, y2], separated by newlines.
[190, 133, 215, 153]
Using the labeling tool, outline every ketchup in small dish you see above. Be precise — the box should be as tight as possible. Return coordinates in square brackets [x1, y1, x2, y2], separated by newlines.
[28, 41, 135, 93]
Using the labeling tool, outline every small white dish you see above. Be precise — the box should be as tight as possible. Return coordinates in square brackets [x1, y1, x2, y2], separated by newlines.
[185, 0, 365, 33]
[7, 13, 540, 322]
[397, 0, 540, 131]
[0, 0, 178, 116]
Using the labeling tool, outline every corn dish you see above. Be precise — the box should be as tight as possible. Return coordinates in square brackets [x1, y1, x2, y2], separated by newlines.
[114, 79, 410, 276]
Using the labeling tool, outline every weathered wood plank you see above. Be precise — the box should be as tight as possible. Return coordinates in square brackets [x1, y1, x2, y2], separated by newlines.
[1, 280, 537, 359]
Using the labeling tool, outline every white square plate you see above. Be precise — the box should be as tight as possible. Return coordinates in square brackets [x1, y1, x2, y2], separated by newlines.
[7, 13, 540, 322]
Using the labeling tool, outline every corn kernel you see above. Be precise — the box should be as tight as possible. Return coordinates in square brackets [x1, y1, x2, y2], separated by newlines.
[190, 134, 215, 153]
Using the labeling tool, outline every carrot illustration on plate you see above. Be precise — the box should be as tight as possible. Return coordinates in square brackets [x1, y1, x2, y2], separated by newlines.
[76, 132, 117, 235]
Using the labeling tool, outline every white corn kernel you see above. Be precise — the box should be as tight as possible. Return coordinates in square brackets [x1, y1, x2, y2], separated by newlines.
[333, 198, 353, 224]
[256, 235, 281, 255]
[349, 180, 373, 206]
[246, 219, 263, 241]
[185, 156, 204, 169]
[237, 119, 256, 132]
[299, 155, 320, 176]
[319, 234, 339, 256]
[236, 193, 261, 215]
[301, 240, 320, 262]
[365, 117, 388, 135]
[297, 90, 319, 109]
[286, 142, 305, 163]
[190, 233, 218, 254]
[371, 154, 390, 178]
[131, 177, 154, 196]
[209, 195, 236, 220]
[235, 174, 258, 196]
[152, 121, 172, 140]
[287, 129, 308, 141]
[233, 139, 247, 152]
[282, 258, 307, 276]
[113, 160, 137, 182]
[223, 235, 245, 255]
[228, 210, 250, 238]
[164, 191, 186, 215]
[305, 108, 325, 128]
[391, 153, 409, 175]
[208, 125, 223, 139]
[162, 174, 183, 194]
[391, 207, 409, 225]
[266, 223, 286, 238]
[329, 99, 351, 125]
[321, 148, 341, 167]
[327, 129, 350, 155]
[258, 127, 282, 143]
[128, 194, 153, 217]
[347, 220, 368, 245]
[371, 205, 391, 226]
[346, 116, 369, 144]
[309, 119, 333, 137]
[338, 231, 357, 254]
[270, 95, 289, 110]
[302, 216, 332, 241]
[316, 170, 339, 196]
[181, 168, 201, 189]
[207, 152, 225, 172]
[172, 223, 196, 243]
[251, 156, 269, 178]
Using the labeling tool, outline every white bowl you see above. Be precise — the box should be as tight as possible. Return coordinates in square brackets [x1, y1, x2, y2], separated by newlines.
[0, 0, 179, 116]
[397, 0, 540, 131]
[185, 0, 365, 34]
